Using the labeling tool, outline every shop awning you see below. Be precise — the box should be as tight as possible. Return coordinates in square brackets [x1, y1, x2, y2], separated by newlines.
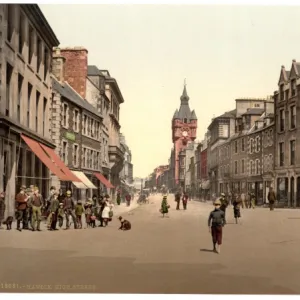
[71, 171, 97, 189]
[72, 181, 88, 189]
[94, 172, 114, 189]
[21, 134, 69, 181]
[39, 144, 81, 182]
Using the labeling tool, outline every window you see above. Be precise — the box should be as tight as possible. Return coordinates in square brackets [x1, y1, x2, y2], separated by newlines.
[241, 159, 245, 174]
[43, 98, 47, 136]
[18, 10, 24, 54]
[27, 83, 32, 127]
[62, 103, 68, 127]
[97, 152, 100, 170]
[256, 136, 260, 152]
[37, 37, 42, 73]
[280, 84, 284, 101]
[36, 91, 40, 132]
[6, 63, 13, 117]
[91, 119, 94, 137]
[285, 90, 289, 101]
[183, 118, 187, 123]
[43, 47, 49, 81]
[290, 105, 296, 129]
[279, 109, 285, 131]
[94, 151, 97, 169]
[254, 103, 260, 107]
[89, 150, 93, 168]
[62, 141, 67, 164]
[279, 142, 284, 166]
[83, 148, 86, 168]
[7, 5, 13, 42]
[235, 141, 238, 153]
[291, 79, 296, 97]
[269, 130, 273, 146]
[95, 121, 99, 139]
[256, 160, 259, 174]
[241, 138, 245, 151]
[290, 140, 295, 165]
[234, 161, 238, 174]
[17, 74, 23, 122]
[72, 110, 78, 132]
[28, 25, 34, 64]
[269, 154, 273, 170]
[73, 144, 78, 167]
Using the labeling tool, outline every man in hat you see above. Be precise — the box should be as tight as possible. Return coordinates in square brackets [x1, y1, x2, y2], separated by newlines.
[15, 185, 29, 231]
[219, 193, 228, 224]
[30, 187, 45, 231]
[49, 192, 59, 231]
[208, 199, 225, 254]
[63, 190, 77, 229]
[46, 186, 57, 229]
[268, 187, 276, 211]
[175, 190, 181, 210]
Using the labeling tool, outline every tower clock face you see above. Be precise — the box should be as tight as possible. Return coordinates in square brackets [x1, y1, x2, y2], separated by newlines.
[182, 131, 188, 137]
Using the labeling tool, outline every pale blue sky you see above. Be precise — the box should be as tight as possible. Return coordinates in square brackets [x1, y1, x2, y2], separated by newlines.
[40, 5, 300, 177]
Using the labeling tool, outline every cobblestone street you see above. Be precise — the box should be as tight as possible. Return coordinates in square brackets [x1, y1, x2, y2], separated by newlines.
[1, 194, 300, 294]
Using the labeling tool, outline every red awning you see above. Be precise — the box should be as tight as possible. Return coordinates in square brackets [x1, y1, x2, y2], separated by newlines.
[94, 172, 114, 189]
[39, 144, 81, 182]
[21, 134, 69, 181]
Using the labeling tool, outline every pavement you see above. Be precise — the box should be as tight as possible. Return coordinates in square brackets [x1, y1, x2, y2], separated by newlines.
[1, 194, 300, 294]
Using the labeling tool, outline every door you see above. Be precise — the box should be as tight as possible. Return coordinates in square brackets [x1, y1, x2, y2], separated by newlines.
[291, 177, 295, 207]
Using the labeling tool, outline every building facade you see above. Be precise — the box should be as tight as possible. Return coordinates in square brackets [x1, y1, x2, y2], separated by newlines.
[0, 4, 59, 217]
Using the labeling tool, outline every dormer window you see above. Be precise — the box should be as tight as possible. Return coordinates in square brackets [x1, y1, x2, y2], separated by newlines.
[291, 79, 296, 97]
[280, 84, 284, 101]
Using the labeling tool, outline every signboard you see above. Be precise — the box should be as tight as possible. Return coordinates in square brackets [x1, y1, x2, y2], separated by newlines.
[65, 132, 76, 141]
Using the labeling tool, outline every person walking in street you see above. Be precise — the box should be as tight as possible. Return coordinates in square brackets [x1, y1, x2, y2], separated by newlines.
[63, 190, 77, 230]
[98, 195, 107, 227]
[0, 191, 6, 229]
[182, 192, 189, 210]
[75, 200, 85, 229]
[58, 189, 65, 204]
[15, 186, 29, 231]
[101, 197, 114, 227]
[160, 195, 169, 218]
[49, 192, 59, 231]
[46, 186, 57, 230]
[208, 199, 226, 254]
[30, 187, 45, 232]
[232, 195, 241, 224]
[250, 192, 256, 209]
[116, 191, 121, 205]
[240, 192, 246, 209]
[125, 193, 131, 207]
[268, 187, 276, 211]
[26, 185, 35, 229]
[220, 193, 228, 224]
[175, 191, 181, 210]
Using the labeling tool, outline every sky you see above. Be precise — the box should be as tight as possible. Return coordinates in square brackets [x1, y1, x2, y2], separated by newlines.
[40, 4, 300, 178]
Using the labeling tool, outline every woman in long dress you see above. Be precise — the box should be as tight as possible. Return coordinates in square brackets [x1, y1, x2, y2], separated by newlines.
[161, 195, 169, 218]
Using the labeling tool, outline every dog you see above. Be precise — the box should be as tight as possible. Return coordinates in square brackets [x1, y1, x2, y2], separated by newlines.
[118, 216, 131, 231]
[2, 216, 13, 230]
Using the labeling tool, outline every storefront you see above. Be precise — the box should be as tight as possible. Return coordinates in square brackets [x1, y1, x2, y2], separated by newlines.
[277, 177, 288, 205]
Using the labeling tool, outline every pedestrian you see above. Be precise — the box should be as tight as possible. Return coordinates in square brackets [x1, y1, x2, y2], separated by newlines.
[220, 193, 228, 224]
[175, 191, 181, 210]
[160, 195, 169, 218]
[57, 203, 64, 229]
[182, 192, 189, 210]
[118, 216, 131, 231]
[232, 195, 241, 224]
[63, 190, 77, 229]
[208, 199, 226, 254]
[85, 201, 93, 228]
[125, 193, 131, 207]
[116, 191, 121, 205]
[57, 189, 65, 204]
[75, 200, 84, 229]
[0, 191, 6, 229]
[15, 185, 29, 231]
[30, 187, 45, 232]
[49, 192, 59, 231]
[268, 187, 276, 211]
[46, 186, 56, 230]
[98, 195, 107, 227]
[246, 193, 251, 208]
[250, 193, 256, 209]
[26, 185, 35, 229]
[101, 198, 114, 227]
[240, 192, 246, 209]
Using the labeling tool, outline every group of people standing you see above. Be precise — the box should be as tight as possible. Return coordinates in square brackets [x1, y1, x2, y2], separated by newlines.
[12, 185, 115, 232]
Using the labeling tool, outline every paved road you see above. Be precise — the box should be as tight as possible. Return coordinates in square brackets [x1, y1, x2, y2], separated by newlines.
[1, 194, 300, 294]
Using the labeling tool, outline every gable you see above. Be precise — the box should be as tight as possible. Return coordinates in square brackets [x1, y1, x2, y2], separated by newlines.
[289, 63, 298, 79]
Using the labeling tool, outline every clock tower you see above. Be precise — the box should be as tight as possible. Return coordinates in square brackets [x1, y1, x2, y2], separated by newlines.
[172, 82, 197, 187]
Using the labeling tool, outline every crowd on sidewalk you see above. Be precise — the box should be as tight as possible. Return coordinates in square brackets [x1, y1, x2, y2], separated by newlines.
[0, 185, 135, 231]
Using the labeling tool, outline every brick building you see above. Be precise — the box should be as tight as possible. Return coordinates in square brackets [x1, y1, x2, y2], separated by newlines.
[0, 4, 62, 217]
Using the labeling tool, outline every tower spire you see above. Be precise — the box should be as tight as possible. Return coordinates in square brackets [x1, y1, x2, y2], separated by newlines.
[181, 78, 189, 102]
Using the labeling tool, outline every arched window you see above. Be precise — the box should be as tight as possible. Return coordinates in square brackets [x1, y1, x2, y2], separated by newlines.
[183, 118, 187, 123]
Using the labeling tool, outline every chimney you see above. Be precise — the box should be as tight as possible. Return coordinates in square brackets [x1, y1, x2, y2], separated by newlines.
[60, 47, 88, 99]
[52, 47, 66, 82]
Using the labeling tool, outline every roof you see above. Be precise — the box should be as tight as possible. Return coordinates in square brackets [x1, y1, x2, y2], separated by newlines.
[52, 78, 102, 118]
[218, 109, 236, 118]
[87, 65, 103, 77]
[242, 108, 264, 116]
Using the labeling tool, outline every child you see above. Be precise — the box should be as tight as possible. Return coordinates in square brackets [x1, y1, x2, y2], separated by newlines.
[118, 216, 131, 231]
[160, 195, 169, 218]
[232, 196, 241, 224]
[75, 200, 84, 229]
[85, 202, 92, 228]
[57, 203, 64, 229]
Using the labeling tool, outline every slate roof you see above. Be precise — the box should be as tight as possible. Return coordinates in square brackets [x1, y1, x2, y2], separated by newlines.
[242, 108, 264, 116]
[218, 109, 236, 119]
[52, 78, 101, 118]
[87, 65, 103, 77]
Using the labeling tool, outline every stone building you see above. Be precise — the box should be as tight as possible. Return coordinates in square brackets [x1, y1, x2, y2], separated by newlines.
[172, 84, 197, 189]
[0, 4, 60, 217]
[274, 61, 300, 207]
